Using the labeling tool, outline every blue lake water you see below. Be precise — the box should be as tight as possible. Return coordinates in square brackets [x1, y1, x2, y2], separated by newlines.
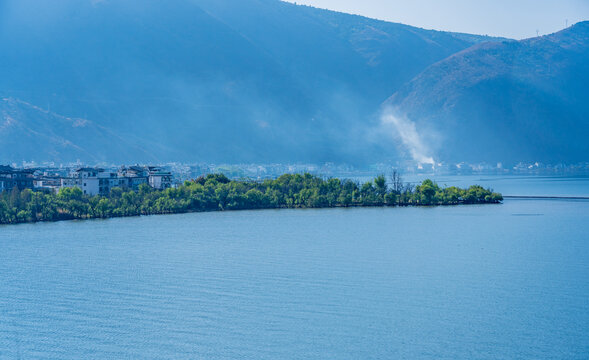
[1, 176, 588, 359]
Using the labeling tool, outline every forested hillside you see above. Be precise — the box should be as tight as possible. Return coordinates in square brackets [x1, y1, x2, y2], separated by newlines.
[384, 22, 589, 164]
[0, 0, 493, 163]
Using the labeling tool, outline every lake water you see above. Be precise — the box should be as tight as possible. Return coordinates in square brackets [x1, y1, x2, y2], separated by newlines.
[1, 176, 588, 359]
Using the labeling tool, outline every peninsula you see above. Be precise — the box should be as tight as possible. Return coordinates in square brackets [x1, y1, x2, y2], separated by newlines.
[0, 173, 502, 225]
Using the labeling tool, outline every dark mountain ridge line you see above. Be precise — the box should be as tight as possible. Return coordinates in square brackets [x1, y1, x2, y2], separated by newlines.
[279, 2, 510, 44]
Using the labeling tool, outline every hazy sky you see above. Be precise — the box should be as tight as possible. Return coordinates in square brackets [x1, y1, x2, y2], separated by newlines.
[282, 0, 589, 39]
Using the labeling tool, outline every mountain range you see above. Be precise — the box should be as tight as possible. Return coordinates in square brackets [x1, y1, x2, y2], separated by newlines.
[0, 0, 585, 165]
[385, 21, 589, 164]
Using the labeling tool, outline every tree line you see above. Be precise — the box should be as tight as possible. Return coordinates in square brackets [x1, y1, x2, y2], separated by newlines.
[0, 173, 502, 225]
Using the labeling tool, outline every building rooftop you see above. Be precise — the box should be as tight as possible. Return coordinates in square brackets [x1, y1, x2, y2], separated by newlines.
[75, 167, 104, 172]
[0, 165, 14, 173]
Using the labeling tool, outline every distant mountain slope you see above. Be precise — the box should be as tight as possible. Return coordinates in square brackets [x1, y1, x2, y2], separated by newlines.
[0, 0, 494, 163]
[384, 22, 589, 164]
[195, 0, 500, 99]
[0, 98, 160, 163]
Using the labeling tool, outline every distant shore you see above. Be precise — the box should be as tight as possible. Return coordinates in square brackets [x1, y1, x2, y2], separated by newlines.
[503, 195, 589, 200]
[0, 173, 502, 225]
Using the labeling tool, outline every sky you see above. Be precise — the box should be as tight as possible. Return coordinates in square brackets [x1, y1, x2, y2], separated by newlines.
[282, 0, 589, 39]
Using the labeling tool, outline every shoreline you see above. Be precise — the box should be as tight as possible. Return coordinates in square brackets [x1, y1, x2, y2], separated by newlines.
[0, 173, 502, 226]
[0, 200, 504, 227]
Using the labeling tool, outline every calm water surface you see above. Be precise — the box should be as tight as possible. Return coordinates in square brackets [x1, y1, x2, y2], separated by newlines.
[0, 176, 588, 359]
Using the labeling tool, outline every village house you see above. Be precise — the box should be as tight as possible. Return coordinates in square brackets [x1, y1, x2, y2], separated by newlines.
[0, 165, 35, 192]
[1, 164, 175, 195]
[118, 166, 149, 190]
[147, 167, 173, 190]
[60, 168, 100, 196]
[60, 168, 131, 196]
[33, 168, 69, 193]
[58, 165, 174, 195]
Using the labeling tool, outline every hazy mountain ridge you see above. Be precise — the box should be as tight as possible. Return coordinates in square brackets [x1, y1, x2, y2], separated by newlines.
[0, 0, 497, 163]
[0, 98, 161, 163]
[384, 21, 589, 164]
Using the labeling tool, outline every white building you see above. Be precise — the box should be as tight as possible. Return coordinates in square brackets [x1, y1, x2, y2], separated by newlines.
[61, 175, 100, 196]
[59, 166, 173, 195]
[61, 168, 127, 196]
[148, 169, 173, 190]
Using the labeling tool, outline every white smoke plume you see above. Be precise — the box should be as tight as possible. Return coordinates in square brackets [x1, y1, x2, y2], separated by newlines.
[381, 108, 435, 165]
